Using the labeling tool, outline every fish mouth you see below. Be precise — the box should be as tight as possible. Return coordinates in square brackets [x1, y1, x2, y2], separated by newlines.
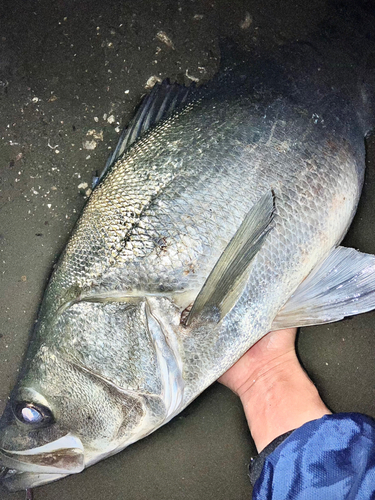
[0, 465, 13, 479]
[0, 465, 68, 491]
[0, 433, 84, 491]
[0, 466, 22, 492]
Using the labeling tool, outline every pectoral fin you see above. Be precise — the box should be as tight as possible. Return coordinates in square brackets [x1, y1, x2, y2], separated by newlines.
[272, 246, 375, 330]
[185, 191, 275, 325]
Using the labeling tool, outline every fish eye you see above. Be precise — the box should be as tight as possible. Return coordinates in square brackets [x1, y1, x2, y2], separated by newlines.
[13, 402, 54, 426]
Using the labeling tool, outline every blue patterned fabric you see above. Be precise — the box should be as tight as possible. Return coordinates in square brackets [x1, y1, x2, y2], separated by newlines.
[252, 413, 375, 499]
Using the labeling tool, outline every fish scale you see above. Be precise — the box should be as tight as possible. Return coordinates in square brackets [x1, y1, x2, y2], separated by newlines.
[55, 99, 259, 301]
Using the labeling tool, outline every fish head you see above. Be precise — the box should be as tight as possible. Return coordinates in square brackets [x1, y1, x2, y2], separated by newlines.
[0, 304, 155, 491]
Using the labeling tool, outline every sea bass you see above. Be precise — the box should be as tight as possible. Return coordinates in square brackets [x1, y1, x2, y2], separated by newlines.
[1, 3, 375, 493]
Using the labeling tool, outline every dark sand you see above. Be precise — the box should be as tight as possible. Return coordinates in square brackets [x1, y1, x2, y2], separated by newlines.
[0, 0, 374, 498]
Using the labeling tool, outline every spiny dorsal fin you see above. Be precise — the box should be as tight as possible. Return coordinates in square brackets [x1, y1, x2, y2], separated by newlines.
[94, 80, 196, 187]
[185, 191, 275, 326]
[272, 246, 375, 330]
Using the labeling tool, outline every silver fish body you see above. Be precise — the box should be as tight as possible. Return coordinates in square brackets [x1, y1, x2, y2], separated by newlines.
[0, 30, 374, 491]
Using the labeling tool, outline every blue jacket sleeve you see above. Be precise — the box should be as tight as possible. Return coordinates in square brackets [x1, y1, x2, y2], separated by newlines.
[251, 413, 375, 500]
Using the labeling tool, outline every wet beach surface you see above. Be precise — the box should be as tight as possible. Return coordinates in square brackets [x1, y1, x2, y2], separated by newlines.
[0, 0, 374, 498]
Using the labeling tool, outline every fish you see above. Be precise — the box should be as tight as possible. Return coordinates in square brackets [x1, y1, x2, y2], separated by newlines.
[1, 2, 375, 494]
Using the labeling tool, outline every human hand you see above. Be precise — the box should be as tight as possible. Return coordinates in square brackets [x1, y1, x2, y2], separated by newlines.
[218, 328, 298, 398]
[219, 328, 331, 451]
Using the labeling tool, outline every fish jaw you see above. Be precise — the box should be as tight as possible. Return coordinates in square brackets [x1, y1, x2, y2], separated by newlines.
[0, 433, 84, 491]
[0, 467, 69, 492]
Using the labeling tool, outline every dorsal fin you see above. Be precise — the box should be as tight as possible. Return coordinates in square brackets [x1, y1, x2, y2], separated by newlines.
[94, 80, 196, 187]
